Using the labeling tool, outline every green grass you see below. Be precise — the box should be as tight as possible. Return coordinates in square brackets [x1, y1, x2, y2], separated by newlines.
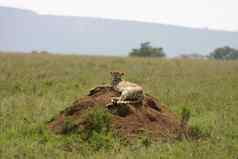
[0, 53, 238, 159]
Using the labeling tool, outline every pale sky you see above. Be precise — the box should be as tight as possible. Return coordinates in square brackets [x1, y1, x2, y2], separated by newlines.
[0, 0, 237, 31]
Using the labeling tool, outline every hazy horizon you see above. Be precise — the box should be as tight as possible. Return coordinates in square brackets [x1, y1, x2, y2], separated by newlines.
[0, 0, 237, 31]
[1, 6, 238, 57]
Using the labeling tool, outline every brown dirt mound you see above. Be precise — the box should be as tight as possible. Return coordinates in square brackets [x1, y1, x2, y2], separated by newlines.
[48, 86, 183, 139]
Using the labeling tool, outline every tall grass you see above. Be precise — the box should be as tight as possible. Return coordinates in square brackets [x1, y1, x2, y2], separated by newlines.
[0, 53, 237, 159]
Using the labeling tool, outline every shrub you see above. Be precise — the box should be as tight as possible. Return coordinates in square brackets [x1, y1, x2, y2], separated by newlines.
[189, 125, 211, 139]
[181, 107, 191, 125]
[84, 107, 112, 137]
[83, 107, 114, 150]
[61, 117, 78, 134]
[129, 42, 166, 57]
[209, 46, 238, 60]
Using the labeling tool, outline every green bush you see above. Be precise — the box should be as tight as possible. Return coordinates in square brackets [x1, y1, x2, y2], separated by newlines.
[81, 107, 115, 150]
[129, 42, 166, 57]
[84, 107, 112, 137]
[61, 117, 78, 134]
[209, 46, 238, 60]
[181, 107, 191, 125]
[189, 125, 211, 139]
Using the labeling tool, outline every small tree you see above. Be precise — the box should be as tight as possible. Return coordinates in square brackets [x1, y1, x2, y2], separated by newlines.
[129, 42, 166, 57]
[209, 46, 238, 60]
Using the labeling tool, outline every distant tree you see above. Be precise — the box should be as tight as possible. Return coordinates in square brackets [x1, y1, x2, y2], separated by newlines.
[129, 42, 166, 57]
[209, 46, 238, 60]
[31, 50, 39, 54]
[40, 50, 49, 54]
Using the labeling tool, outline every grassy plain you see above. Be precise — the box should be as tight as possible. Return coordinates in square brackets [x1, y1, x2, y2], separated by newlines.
[0, 53, 237, 159]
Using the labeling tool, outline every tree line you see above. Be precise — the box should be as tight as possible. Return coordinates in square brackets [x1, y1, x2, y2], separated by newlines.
[129, 42, 238, 60]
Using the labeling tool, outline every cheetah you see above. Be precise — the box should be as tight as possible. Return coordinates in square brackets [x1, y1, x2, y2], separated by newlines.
[110, 71, 144, 104]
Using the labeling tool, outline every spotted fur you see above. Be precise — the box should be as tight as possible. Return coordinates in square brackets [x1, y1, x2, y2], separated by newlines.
[110, 71, 144, 104]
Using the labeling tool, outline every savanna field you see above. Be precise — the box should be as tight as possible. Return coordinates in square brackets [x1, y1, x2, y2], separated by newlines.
[0, 53, 237, 159]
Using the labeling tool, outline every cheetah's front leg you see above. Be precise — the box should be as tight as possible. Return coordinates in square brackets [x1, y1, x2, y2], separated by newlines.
[111, 97, 120, 104]
[111, 91, 127, 104]
[114, 91, 128, 104]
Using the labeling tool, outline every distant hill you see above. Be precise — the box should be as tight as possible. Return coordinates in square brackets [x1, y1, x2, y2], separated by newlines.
[1, 6, 238, 56]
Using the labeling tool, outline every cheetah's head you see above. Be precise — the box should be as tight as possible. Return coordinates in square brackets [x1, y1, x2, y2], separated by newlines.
[110, 71, 124, 86]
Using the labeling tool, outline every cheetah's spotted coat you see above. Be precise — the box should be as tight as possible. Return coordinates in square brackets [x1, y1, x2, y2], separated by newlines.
[110, 71, 144, 104]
